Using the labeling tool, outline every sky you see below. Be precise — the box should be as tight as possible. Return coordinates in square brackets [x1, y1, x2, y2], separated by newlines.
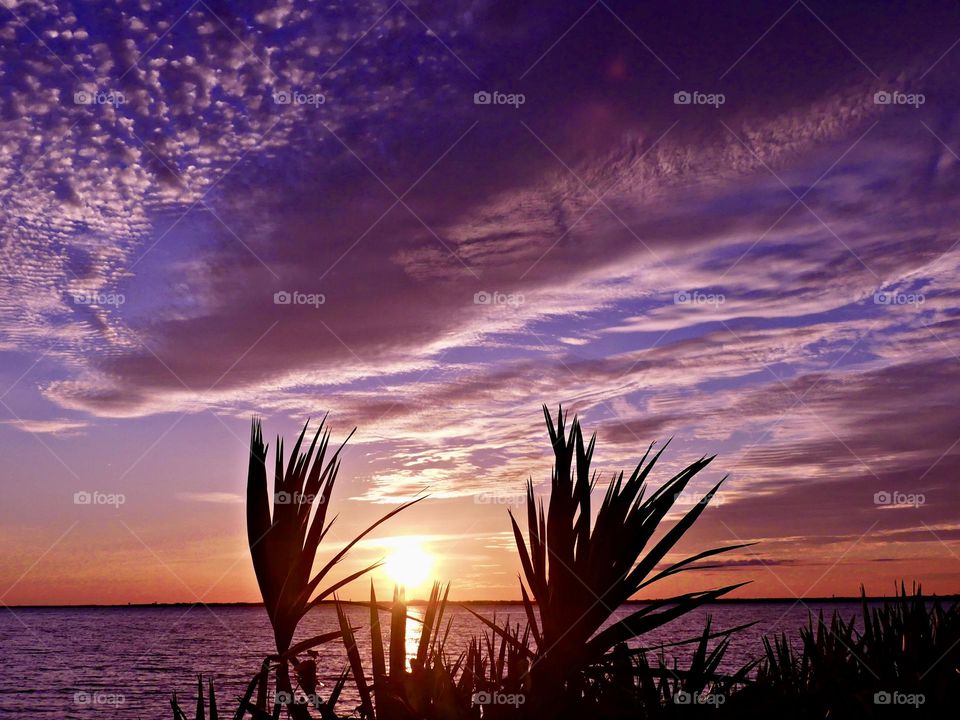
[1, 0, 959, 605]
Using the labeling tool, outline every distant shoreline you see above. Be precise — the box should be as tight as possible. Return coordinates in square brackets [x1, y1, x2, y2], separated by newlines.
[8, 595, 959, 609]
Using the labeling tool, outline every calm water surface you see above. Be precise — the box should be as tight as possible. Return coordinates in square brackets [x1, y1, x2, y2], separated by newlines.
[0, 602, 873, 718]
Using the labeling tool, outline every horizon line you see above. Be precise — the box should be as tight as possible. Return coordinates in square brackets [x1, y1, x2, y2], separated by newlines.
[8, 594, 958, 609]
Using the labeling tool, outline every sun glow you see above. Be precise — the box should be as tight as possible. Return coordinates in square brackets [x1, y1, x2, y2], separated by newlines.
[383, 539, 433, 589]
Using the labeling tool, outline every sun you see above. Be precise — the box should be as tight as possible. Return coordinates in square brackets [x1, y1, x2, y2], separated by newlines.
[383, 539, 433, 589]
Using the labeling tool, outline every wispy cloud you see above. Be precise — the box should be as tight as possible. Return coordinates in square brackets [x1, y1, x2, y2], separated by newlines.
[0, 418, 87, 435]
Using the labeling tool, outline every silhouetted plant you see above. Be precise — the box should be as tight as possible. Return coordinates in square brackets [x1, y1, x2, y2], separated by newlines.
[470, 406, 751, 718]
[731, 583, 960, 718]
[245, 417, 421, 717]
[627, 617, 757, 718]
[166, 409, 960, 720]
[171, 676, 224, 720]
[336, 581, 480, 720]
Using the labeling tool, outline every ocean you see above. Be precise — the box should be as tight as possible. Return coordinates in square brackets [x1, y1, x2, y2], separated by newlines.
[0, 601, 870, 718]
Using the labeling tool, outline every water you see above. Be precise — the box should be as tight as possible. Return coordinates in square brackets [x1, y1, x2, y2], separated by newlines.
[0, 602, 869, 718]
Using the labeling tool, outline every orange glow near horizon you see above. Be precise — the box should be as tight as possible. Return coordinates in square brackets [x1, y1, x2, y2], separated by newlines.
[382, 538, 434, 591]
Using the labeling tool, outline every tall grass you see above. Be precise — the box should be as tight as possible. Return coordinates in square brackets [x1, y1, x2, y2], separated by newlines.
[732, 583, 959, 718]
[334, 581, 478, 719]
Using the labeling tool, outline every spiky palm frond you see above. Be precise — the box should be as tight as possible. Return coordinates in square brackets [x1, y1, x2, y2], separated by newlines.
[336, 582, 482, 720]
[505, 406, 750, 712]
[171, 676, 219, 720]
[742, 584, 960, 718]
[247, 416, 421, 655]
[246, 416, 422, 718]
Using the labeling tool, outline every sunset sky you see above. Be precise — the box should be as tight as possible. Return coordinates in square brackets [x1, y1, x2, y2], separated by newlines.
[2, 0, 959, 605]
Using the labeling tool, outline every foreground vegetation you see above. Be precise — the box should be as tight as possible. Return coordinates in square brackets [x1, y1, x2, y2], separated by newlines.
[171, 409, 959, 719]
